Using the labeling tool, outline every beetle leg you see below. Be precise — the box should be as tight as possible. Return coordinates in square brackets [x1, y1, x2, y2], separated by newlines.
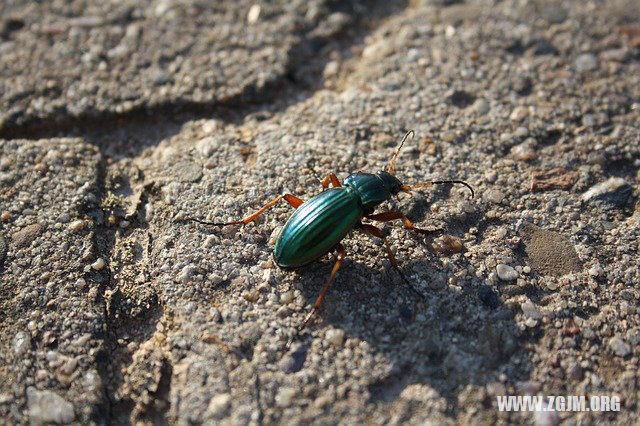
[366, 211, 442, 235]
[306, 160, 341, 190]
[359, 223, 425, 300]
[300, 243, 347, 329]
[320, 173, 342, 189]
[184, 194, 303, 226]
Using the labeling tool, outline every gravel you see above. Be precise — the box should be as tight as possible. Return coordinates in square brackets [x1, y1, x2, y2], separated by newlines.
[2, 0, 639, 424]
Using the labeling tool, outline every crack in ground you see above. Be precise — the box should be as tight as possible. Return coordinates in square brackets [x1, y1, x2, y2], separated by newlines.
[3, 1, 413, 423]
[0, 0, 408, 144]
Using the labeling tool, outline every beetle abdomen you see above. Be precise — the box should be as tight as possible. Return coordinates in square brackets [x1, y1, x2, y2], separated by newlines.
[274, 188, 363, 268]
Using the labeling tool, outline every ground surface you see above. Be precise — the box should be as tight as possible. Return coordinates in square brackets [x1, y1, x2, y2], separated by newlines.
[1, 0, 639, 424]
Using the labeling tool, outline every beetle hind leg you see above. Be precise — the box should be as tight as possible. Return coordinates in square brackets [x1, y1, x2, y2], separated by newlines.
[181, 193, 303, 226]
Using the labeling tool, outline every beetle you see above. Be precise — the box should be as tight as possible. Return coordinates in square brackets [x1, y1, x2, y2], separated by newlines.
[186, 131, 473, 330]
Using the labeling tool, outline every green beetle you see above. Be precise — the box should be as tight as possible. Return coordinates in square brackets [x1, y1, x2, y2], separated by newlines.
[189, 131, 473, 329]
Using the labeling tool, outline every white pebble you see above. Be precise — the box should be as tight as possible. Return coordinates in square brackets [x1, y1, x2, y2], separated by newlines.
[588, 264, 603, 277]
[206, 393, 231, 418]
[247, 4, 261, 24]
[484, 189, 505, 204]
[275, 387, 297, 407]
[144, 203, 154, 222]
[69, 220, 85, 233]
[511, 142, 537, 161]
[609, 336, 631, 357]
[201, 119, 221, 134]
[521, 301, 542, 320]
[179, 265, 198, 283]
[509, 106, 528, 121]
[280, 291, 294, 304]
[496, 264, 518, 281]
[326, 328, 345, 347]
[91, 258, 106, 270]
[13, 331, 31, 356]
[27, 387, 75, 424]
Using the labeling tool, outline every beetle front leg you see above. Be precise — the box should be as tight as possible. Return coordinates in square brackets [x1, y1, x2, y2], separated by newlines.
[365, 211, 442, 236]
[359, 223, 425, 300]
[183, 193, 304, 226]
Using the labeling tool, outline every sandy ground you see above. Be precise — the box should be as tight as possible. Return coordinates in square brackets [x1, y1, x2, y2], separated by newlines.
[1, 0, 639, 424]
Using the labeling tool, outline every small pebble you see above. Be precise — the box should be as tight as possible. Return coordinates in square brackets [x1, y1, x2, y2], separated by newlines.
[275, 387, 297, 407]
[72, 334, 92, 347]
[69, 220, 85, 233]
[588, 263, 603, 277]
[601, 47, 629, 62]
[206, 393, 231, 418]
[521, 301, 542, 320]
[326, 329, 345, 347]
[247, 4, 261, 24]
[525, 318, 538, 328]
[179, 265, 198, 283]
[11, 223, 43, 248]
[61, 357, 78, 375]
[471, 98, 490, 115]
[201, 119, 220, 134]
[430, 234, 463, 254]
[323, 61, 340, 79]
[509, 106, 528, 122]
[197, 136, 221, 157]
[484, 190, 505, 204]
[13, 331, 31, 356]
[278, 343, 308, 373]
[441, 131, 456, 142]
[91, 258, 106, 270]
[496, 264, 519, 281]
[511, 141, 537, 161]
[575, 53, 598, 72]
[280, 290, 294, 304]
[609, 336, 631, 357]
[581, 177, 631, 207]
[27, 387, 75, 424]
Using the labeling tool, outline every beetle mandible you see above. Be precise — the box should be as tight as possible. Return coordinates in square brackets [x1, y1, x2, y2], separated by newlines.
[188, 131, 473, 330]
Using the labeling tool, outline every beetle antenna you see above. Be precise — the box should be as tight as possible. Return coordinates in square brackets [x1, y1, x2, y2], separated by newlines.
[402, 180, 475, 198]
[388, 130, 414, 174]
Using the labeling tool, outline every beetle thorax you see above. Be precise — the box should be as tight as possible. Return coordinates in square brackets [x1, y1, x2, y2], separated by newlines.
[343, 172, 401, 211]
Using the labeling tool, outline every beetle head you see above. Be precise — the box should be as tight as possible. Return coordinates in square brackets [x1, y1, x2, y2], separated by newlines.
[377, 171, 404, 195]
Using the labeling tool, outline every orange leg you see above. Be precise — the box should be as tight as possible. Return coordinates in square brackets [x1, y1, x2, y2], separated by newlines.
[306, 161, 341, 190]
[366, 211, 441, 235]
[320, 173, 342, 189]
[359, 223, 425, 299]
[300, 243, 347, 329]
[185, 194, 303, 226]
